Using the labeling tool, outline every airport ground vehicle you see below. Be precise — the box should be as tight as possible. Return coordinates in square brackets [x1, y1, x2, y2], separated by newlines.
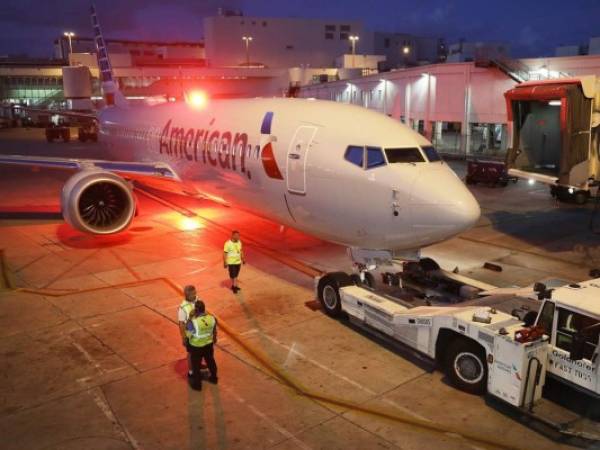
[316, 269, 600, 413]
[465, 159, 517, 187]
[77, 122, 98, 142]
[45, 124, 70, 143]
[505, 76, 600, 204]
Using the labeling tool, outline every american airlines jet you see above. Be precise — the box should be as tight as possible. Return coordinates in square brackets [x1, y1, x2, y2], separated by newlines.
[0, 7, 480, 280]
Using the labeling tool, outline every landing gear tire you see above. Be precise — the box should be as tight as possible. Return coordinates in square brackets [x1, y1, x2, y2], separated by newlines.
[318, 272, 352, 318]
[445, 338, 487, 395]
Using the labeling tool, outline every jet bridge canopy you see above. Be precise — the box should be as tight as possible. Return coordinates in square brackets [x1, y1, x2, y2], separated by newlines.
[505, 80, 593, 184]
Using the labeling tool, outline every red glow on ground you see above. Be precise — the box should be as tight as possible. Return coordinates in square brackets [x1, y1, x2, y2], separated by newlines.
[178, 217, 203, 231]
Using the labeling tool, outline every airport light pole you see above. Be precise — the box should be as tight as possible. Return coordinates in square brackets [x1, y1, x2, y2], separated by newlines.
[242, 36, 253, 67]
[64, 31, 75, 62]
[349, 35, 359, 68]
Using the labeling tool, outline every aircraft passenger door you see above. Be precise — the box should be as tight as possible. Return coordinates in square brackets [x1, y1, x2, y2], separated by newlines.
[287, 126, 317, 195]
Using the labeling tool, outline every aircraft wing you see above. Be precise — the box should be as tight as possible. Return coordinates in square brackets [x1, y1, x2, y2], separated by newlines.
[0, 154, 188, 193]
[9, 105, 97, 121]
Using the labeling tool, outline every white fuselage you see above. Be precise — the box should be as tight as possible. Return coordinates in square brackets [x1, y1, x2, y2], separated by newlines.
[98, 98, 480, 251]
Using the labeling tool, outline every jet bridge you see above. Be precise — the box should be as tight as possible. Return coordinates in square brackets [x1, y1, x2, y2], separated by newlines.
[504, 76, 600, 203]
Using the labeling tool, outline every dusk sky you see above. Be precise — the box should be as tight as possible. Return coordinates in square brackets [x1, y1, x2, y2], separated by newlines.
[0, 0, 598, 58]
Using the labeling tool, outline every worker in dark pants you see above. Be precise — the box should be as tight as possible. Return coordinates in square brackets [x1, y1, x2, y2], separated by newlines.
[178, 285, 198, 379]
[223, 230, 245, 293]
[187, 300, 218, 390]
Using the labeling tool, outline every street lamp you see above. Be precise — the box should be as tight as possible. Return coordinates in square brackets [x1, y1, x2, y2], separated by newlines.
[242, 36, 253, 67]
[349, 35, 359, 67]
[63, 31, 75, 61]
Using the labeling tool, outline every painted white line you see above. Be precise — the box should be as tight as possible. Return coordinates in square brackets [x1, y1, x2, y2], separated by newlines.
[223, 386, 312, 450]
[239, 328, 260, 337]
[261, 334, 481, 450]
[72, 341, 105, 374]
[283, 342, 298, 368]
[261, 333, 431, 422]
[90, 388, 141, 450]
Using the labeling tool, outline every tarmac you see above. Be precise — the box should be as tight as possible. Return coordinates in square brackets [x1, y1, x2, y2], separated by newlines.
[0, 127, 599, 450]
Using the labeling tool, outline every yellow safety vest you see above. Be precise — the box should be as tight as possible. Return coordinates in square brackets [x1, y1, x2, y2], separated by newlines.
[189, 314, 216, 348]
[224, 240, 242, 265]
[180, 301, 195, 338]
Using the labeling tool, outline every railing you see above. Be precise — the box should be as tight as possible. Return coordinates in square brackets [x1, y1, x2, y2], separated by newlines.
[475, 55, 571, 84]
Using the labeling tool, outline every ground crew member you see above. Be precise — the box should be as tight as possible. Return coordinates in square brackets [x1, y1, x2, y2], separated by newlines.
[187, 300, 218, 390]
[223, 230, 245, 293]
[178, 285, 197, 378]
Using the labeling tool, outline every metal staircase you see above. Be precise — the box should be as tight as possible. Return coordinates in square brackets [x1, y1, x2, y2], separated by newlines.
[475, 56, 571, 84]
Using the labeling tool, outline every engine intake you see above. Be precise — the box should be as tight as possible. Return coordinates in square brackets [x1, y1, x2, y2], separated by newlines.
[61, 171, 136, 234]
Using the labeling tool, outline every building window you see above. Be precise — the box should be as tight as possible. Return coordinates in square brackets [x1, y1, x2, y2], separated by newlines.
[286, 45, 294, 50]
[262, 21, 267, 27]
[340, 25, 351, 31]
[325, 33, 334, 40]
[340, 33, 348, 40]
[325, 24, 336, 31]
[384, 38, 390, 48]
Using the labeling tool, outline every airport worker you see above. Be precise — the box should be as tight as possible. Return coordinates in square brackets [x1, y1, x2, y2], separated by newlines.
[178, 285, 198, 378]
[223, 230, 245, 293]
[187, 300, 218, 390]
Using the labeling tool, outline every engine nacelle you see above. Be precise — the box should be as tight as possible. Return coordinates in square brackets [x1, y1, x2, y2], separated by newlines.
[61, 170, 136, 234]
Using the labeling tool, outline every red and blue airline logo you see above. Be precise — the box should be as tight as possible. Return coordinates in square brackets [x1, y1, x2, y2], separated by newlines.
[259, 112, 283, 180]
[158, 111, 284, 180]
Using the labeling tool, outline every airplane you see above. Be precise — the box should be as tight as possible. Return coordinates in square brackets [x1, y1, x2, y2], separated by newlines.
[0, 6, 480, 285]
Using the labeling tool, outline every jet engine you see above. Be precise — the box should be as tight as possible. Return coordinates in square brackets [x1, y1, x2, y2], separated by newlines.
[61, 170, 136, 234]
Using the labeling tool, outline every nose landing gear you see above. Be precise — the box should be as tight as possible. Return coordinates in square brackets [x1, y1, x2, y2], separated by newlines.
[350, 263, 376, 288]
[315, 251, 484, 317]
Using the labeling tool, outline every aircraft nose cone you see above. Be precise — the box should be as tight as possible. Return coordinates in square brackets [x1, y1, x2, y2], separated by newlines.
[409, 167, 480, 242]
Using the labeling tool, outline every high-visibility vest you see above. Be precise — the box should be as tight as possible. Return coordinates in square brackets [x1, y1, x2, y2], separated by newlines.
[180, 300, 195, 338]
[189, 314, 216, 348]
[224, 240, 242, 265]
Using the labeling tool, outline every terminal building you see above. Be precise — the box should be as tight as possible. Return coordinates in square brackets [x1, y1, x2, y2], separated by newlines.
[203, 13, 369, 68]
[298, 54, 600, 157]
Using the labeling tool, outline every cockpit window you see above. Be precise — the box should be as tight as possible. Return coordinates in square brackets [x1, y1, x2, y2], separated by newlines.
[422, 146, 442, 162]
[385, 147, 425, 163]
[366, 146, 386, 169]
[344, 145, 364, 168]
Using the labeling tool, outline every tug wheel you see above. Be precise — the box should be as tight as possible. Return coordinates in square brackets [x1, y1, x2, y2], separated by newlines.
[445, 338, 488, 395]
[317, 272, 352, 317]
